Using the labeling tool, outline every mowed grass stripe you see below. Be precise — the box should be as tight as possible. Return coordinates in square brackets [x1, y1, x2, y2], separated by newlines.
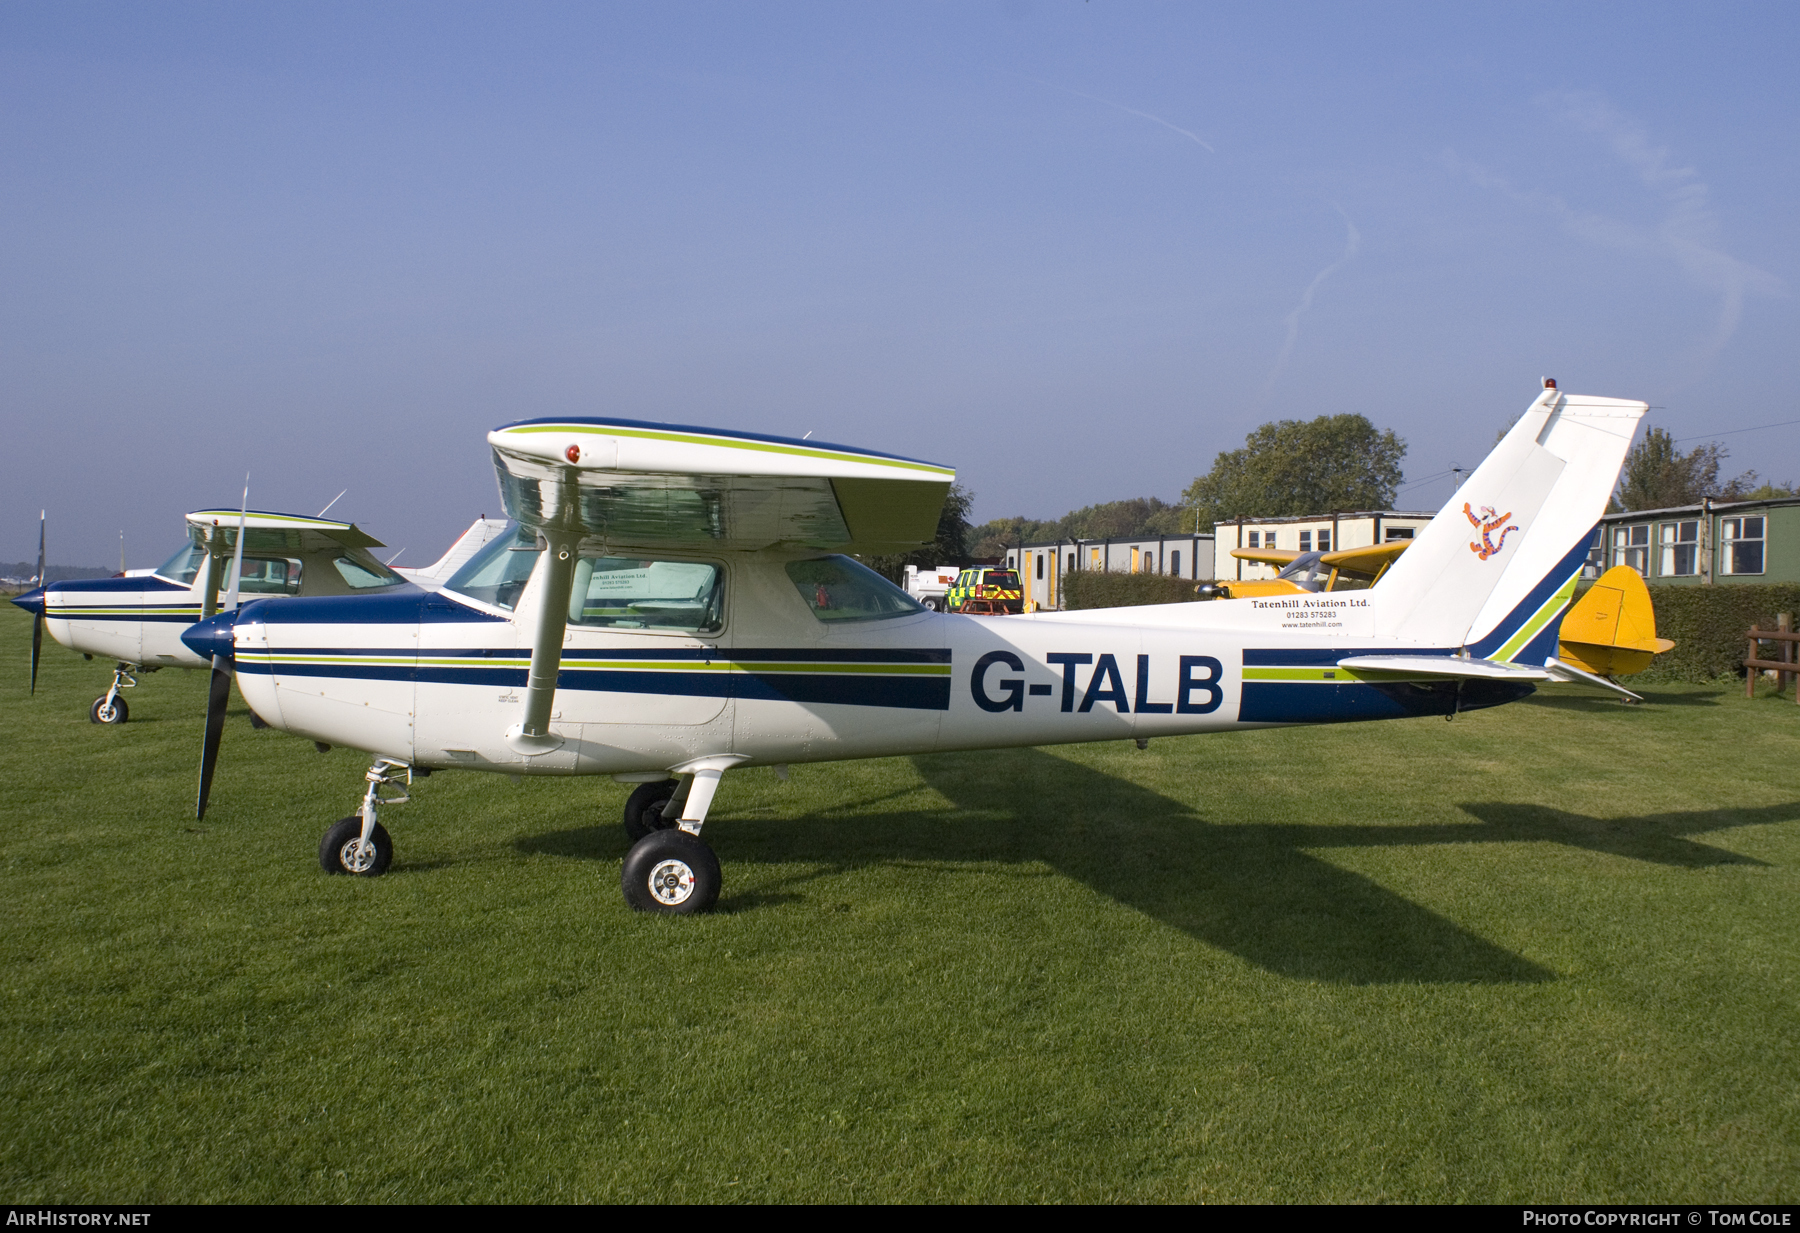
[0, 605, 1795, 1202]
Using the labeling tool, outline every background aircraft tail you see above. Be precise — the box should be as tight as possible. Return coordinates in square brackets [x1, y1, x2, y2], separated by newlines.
[1373, 385, 1646, 661]
[396, 517, 511, 590]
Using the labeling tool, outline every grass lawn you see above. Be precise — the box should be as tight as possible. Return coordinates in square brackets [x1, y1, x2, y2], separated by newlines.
[1, 605, 1796, 1202]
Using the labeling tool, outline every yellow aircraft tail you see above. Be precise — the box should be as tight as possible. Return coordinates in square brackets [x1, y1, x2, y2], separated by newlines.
[1556, 566, 1676, 676]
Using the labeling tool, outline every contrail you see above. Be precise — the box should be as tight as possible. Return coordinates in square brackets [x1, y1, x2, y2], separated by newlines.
[1264, 207, 1361, 399]
[1007, 72, 1214, 153]
[1057, 86, 1214, 153]
[1450, 93, 1781, 371]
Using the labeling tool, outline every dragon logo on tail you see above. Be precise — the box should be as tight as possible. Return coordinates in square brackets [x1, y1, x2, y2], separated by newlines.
[1464, 503, 1518, 561]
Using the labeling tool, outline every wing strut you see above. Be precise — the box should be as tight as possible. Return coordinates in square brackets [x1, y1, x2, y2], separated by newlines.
[505, 528, 582, 756]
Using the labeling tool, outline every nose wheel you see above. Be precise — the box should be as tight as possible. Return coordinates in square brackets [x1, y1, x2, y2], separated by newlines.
[319, 816, 394, 876]
[89, 694, 129, 724]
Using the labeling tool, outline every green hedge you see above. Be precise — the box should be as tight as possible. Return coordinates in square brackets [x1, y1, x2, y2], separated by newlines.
[1637, 584, 1800, 682]
[1061, 571, 1201, 611]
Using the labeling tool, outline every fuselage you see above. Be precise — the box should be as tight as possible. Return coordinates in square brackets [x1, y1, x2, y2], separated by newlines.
[203, 546, 1539, 776]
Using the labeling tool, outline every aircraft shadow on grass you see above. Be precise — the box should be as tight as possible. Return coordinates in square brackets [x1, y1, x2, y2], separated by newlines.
[517, 747, 1797, 987]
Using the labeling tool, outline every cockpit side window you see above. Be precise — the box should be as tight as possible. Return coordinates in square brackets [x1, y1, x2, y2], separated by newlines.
[569, 557, 723, 633]
[786, 555, 924, 622]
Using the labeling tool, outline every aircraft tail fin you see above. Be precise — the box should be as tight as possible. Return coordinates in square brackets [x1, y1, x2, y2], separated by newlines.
[396, 517, 512, 590]
[1373, 385, 1646, 661]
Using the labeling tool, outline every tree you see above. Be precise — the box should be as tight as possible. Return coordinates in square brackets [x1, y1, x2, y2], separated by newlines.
[1613, 428, 1759, 511]
[867, 483, 973, 582]
[1181, 414, 1405, 529]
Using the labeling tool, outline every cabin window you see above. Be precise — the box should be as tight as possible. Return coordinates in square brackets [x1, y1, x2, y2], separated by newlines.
[786, 555, 923, 623]
[1720, 516, 1765, 575]
[1611, 525, 1650, 577]
[1318, 531, 1331, 552]
[570, 557, 723, 633]
[237, 557, 302, 595]
[1385, 528, 1414, 542]
[1247, 532, 1260, 548]
[154, 542, 206, 585]
[1658, 521, 1699, 576]
[1299, 531, 1312, 552]
[332, 555, 407, 590]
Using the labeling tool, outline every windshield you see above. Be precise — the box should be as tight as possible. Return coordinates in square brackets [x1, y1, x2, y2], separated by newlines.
[154, 542, 206, 585]
[1276, 551, 1326, 590]
[443, 523, 538, 610]
[787, 556, 924, 622]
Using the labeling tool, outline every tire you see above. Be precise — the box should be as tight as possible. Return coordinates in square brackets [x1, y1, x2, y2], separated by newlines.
[923, 596, 943, 612]
[621, 829, 721, 914]
[318, 815, 394, 876]
[89, 695, 128, 725]
[623, 779, 679, 841]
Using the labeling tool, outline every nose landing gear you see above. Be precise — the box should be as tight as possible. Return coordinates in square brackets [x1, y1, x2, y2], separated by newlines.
[89, 663, 138, 724]
[319, 758, 410, 876]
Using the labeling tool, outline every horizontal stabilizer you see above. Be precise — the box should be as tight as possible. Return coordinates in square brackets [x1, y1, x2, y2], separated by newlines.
[1544, 656, 1644, 703]
[1336, 654, 1549, 681]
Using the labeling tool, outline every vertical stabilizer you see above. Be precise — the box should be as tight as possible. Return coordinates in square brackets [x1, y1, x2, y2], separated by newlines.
[1374, 387, 1646, 659]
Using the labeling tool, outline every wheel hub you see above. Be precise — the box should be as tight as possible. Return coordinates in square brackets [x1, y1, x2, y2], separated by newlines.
[648, 858, 696, 906]
[339, 838, 377, 873]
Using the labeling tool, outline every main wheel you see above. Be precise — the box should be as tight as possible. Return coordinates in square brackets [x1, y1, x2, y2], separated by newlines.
[89, 694, 129, 725]
[622, 779, 679, 841]
[318, 816, 394, 876]
[621, 829, 721, 914]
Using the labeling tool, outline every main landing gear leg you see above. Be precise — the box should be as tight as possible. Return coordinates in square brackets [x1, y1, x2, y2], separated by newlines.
[621, 761, 740, 914]
[319, 758, 408, 876]
[90, 663, 137, 725]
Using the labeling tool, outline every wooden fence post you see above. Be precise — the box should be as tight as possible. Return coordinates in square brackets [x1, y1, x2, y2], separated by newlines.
[1747, 631, 1758, 699]
[1783, 612, 1795, 701]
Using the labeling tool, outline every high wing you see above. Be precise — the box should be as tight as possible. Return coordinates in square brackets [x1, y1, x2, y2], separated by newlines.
[184, 509, 388, 617]
[1229, 548, 1300, 569]
[1228, 540, 1410, 580]
[1320, 540, 1409, 577]
[184, 510, 386, 552]
[486, 417, 954, 554]
[484, 416, 955, 754]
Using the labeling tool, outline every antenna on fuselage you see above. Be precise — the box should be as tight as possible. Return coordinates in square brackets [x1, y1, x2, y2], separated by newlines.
[317, 490, 347, 518]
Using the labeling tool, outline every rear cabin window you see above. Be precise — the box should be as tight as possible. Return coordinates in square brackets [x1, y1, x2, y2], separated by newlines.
[332, 554, 407, 589]
[787, 556, 924, 623]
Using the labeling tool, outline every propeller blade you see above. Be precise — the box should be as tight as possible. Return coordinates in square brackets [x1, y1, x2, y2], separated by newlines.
[196, 654, 233, 819]
[30, 511, 45, 695]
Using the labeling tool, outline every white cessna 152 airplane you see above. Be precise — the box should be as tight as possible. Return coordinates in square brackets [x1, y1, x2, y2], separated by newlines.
[184, 381, 1646, 915]
[13, 508, 411, 723]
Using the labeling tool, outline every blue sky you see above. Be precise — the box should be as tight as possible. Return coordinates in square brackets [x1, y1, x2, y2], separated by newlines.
[5, 2, 1796, 567]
